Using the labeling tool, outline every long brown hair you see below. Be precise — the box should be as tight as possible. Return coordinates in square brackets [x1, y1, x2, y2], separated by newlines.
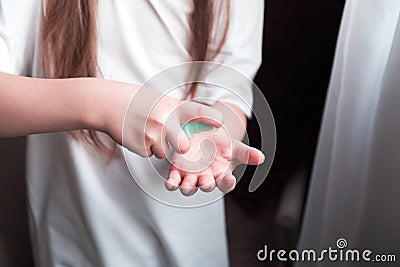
[42, 0, 230, 155]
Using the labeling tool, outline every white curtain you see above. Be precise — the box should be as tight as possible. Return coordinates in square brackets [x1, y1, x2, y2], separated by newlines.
[297, 0, 400, 265]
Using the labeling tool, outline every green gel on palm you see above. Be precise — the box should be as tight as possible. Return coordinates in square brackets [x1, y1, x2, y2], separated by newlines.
[181, 122, 214, 139]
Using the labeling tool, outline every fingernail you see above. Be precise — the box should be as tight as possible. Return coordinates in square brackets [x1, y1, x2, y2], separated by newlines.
[259, 153, 265, 164]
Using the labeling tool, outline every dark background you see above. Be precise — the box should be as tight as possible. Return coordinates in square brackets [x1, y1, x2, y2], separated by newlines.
[227, 0, 345, 266]
[0, 0, 345, 266]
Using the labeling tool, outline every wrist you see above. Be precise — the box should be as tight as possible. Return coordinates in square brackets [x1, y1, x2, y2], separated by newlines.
[82, 78, 138, 144]
[76, 78, 102, 132]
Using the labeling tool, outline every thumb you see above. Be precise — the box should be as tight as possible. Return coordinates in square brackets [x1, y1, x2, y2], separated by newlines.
[165, 119, 191, 154]
[232, 140, 265, 165]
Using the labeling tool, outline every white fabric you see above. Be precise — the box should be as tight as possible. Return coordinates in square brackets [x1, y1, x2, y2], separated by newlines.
[0, 1, 264, 266]
[297, 0, 400, 265]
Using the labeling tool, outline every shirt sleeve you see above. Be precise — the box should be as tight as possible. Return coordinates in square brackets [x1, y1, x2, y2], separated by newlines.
[194, 0, 264, 117]
[0, 1, 16, 74]
[0, 0, 39, 76]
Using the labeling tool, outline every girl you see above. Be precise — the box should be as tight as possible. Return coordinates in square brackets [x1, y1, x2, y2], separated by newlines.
[0, 0, 264, 266]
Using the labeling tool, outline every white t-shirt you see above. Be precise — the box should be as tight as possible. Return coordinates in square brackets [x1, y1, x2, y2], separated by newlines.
[297, 0, 400, 266]
[0, 1, 263, 266]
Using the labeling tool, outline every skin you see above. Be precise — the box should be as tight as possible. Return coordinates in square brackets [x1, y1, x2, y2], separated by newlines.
[167, 128, 265, 195]
[0, 72, 133, 139]
[0, 71, 264, 194]
[166, 103, 265, 195]
[0, 72, 222, 155]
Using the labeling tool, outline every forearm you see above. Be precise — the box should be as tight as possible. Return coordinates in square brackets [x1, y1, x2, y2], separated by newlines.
[0, 72, 136, 139]
[212, 102, 247, 141]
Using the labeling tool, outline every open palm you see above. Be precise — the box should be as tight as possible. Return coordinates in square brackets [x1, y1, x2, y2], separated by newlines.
[165, 128, 265, 196]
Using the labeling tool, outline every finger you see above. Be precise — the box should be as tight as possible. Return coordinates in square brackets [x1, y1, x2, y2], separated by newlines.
[137, 151, 153, 158]
[180, 174, 198, 196]
[137, 145, 153, 158]
[233, 140, 265, 165]
[151, 144, 170, 159]
[131, 145, 152, 157]
[179, 101, 223, 128]
[165, 169, 182, 191]
[216, 173, 236, 193]
[165, 120, 191, 154]
[151, 135, 171, 159]
[198, 172, 216, 192]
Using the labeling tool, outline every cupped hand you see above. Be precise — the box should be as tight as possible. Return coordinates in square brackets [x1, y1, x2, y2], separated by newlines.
[122, 87, 223, 158]
[165, 127, 265, 196]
